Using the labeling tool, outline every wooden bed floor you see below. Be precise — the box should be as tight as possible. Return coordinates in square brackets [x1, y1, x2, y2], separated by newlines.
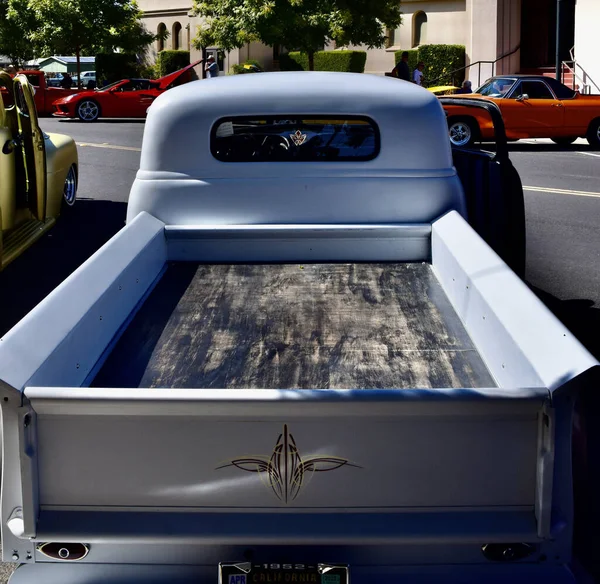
[92, 262, 496, 390]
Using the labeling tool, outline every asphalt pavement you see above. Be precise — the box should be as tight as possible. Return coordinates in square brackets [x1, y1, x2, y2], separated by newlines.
[0, 119, 598, 581]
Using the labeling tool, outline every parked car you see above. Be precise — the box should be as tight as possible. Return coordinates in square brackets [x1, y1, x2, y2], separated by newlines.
[428, 85, 459, 95]
[72, 71, 96, 88]
[442, 75, 600, 147]
[0, 72, 78, 268]
[52, 61, 202, 121]
[0, 70, 80, 115]
[46, 75, 64, 88]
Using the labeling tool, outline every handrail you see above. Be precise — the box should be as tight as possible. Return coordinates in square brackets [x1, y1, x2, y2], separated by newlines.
[562, 45, 600, 95]
[561, 59, 600, 95]
[427, 44, 521, 88]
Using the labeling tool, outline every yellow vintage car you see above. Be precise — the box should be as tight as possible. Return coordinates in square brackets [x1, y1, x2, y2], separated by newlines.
[0, 72, 78, 269]
[427, 85, 460, 95]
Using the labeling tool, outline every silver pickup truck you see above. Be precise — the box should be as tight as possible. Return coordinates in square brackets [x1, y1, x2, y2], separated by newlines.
[0, 72, 598, 584]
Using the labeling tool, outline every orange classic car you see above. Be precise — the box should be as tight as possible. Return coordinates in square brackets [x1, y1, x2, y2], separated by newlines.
[442, 75, 600, 148]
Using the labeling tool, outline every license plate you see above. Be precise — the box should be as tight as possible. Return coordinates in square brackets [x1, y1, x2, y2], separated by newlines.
[219, 562, 349, 584]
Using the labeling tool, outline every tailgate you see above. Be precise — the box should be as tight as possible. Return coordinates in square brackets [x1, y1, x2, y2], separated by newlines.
[3, 386, 553, 571]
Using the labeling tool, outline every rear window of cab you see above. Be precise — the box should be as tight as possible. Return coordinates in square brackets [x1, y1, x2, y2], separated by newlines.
[211, 116, 380, 162]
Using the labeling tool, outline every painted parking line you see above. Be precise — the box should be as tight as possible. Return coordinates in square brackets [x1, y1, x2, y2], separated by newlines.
[523, 185, 600, 199]
[77, 142, 142, 152]
[578, 151, 600, 158]
[518, 138, 588, 145]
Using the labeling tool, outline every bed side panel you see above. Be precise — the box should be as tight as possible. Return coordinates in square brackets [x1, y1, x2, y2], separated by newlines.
[0, 212, 167, 390]
[431, 211, 598, 391]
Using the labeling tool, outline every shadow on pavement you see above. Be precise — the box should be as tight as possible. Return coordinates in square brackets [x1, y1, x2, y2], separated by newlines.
[0, 199, 126, 338]
[528, 285, 600, 359]
[57, 118, 146, 124]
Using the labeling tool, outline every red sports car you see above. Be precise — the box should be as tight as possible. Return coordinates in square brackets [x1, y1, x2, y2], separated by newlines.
[52, 60, 202, 122]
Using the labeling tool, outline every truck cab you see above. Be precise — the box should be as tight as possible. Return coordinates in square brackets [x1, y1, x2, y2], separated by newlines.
[2, 70, 80, 116]
[0, 72, 596, 584]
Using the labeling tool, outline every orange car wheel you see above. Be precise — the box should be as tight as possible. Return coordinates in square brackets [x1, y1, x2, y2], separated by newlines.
[586, 118, 600, 149]
[447, 117, 478, 148]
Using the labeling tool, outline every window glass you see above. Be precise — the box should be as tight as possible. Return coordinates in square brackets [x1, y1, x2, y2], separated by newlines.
[211, 116, 380, 162]
[477, 78, 517, 97]
[25, 74, 40, 87]
[15, 83, 30, 117]
[100, 80, 126, 92]
[413, 12, 427, 46]
[543, 77, 575, 99]
[515, 81, 554, 99]
[117, 80, 153, 92]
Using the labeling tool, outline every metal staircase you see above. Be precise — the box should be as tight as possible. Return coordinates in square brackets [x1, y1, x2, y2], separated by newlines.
[561, 48, 600, 95]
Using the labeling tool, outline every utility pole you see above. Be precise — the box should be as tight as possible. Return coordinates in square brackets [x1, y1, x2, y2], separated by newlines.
[555, 0, 563, 81]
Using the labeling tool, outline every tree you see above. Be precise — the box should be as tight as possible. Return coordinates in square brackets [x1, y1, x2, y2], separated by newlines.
[192, 0, 402, 71]
[0, 0, 36, 66]
[6, 0, 154, 86]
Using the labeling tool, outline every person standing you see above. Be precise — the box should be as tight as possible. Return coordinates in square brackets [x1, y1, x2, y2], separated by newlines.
[456, 80, 472, 94]
[205, 55, 220, 78]
[60, 72, 73, 89]
[413, 62, 425, 86]
[393, 51, 410, 82]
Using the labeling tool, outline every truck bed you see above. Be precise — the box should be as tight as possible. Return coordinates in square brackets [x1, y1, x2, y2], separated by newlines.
[92, 262, 496, 389]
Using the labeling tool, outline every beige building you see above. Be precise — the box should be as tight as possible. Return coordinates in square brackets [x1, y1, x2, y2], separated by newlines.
[573, 0, 600, 93]
[138, 0, 598, 91]
[138, 0, 275, 75]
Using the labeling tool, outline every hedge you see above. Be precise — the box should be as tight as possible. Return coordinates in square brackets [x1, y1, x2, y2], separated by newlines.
[95, 53, 139, 85]
[157, 50, 190, 77]
[417, 44, 465, 87]
[138, 63, 160, 79]
[394, 49, 419, 76]
[280, 50, 367, 73]
[395, 45, 465, 87]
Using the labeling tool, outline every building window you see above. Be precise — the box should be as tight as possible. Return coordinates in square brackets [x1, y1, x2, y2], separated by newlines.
[385, 28, 396, 49]
[413, 11, 427, 47]
[157, 23, 166, 52]
[172, 22, 182, 50]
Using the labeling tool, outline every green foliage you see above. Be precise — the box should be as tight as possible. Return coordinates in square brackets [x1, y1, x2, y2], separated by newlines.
[394, 49, 418, 74]
[230, 59, 263, 75]
[138, 62, 160, 79]
[394, 45, 466, 86]
[417, 44, 466, 86]
[95, 53, 139, 84]
[317, 50, 367, 73]
[280, 50, 366, 73]
[157, 50, 190, 76]
[192, 0, 402, 70]
[5, 0, 154, 83]
[279, 52, 308, 71]
[0, 0, 35, 65]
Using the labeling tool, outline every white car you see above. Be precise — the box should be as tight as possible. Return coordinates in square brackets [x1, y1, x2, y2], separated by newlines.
[72, 71, 96, 86]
